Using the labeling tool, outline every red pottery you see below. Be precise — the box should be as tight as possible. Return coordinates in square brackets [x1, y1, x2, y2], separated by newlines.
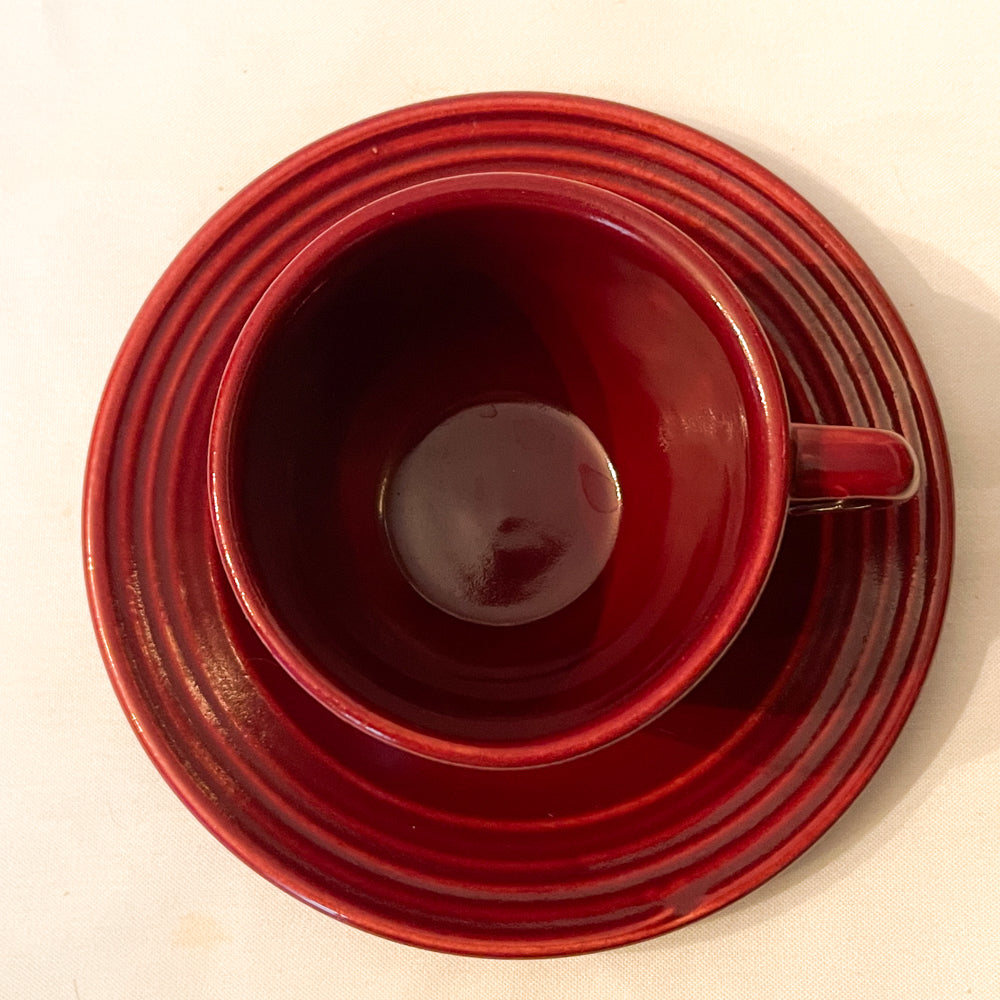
[84, 93, 953, 957]
[208, 170, 918, 770]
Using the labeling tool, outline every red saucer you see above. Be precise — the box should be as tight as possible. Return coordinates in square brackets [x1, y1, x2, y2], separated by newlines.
[84, 93, 953, 957]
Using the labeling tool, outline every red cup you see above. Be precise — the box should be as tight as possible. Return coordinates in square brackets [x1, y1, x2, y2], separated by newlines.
[208, 172, 917, 769]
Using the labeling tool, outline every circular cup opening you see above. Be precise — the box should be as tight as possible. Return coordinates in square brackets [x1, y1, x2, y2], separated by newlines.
[209, 172, 787, 768]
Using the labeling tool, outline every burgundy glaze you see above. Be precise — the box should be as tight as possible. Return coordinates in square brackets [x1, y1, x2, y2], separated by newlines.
[84, 93, 953, 956]
[209, 170, 918, 770]
[209, 171, 788, 769]
[790, 423, 918, 502]
[383, 401, 623, 626]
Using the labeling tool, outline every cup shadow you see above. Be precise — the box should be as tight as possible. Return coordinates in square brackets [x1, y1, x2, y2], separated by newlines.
[625, 127, 999, 952]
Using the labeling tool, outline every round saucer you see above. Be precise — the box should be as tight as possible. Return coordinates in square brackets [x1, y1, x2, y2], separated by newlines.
[84, 93, 953, 957]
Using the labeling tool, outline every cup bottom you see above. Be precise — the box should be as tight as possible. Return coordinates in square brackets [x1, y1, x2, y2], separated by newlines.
[382, 401, 622, 626]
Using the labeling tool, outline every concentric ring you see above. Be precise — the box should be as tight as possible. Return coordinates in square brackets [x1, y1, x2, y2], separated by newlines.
[84, 93, 952, 956]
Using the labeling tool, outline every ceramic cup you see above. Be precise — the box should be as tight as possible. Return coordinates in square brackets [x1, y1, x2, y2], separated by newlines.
[208, 171, 917, 769]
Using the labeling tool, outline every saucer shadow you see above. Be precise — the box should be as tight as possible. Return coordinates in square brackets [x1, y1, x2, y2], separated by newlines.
[628, 129, 997, 949]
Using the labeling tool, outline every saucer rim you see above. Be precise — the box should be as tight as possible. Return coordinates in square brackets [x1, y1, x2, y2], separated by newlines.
[83, 91, 954, 957]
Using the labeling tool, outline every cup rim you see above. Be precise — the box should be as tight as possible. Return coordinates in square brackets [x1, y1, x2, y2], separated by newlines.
[208, 170, 791, 769]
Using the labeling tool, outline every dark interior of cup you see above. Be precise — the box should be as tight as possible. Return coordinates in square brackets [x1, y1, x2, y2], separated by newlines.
[225, 197, 761, 753]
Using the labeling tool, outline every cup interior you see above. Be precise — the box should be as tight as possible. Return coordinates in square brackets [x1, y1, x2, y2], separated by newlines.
[210, 173, 786, 767]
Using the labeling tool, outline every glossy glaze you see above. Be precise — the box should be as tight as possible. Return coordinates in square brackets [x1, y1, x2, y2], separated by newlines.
[208, 171, 790, 769]
[790, 423, 918, 502]
[384, 401, 623, 626]
[84, 93, 953, 956]
[209, 170, 919, 769]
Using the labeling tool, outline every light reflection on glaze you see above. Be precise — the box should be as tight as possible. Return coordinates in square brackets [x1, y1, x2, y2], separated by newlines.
[384, 402, 622, 626]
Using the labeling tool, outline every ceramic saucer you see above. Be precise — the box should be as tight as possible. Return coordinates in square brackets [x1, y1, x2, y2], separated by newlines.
[84, 93, 953, 957]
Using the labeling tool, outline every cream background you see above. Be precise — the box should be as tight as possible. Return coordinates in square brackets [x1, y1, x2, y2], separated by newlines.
[3, 0, 998, 996]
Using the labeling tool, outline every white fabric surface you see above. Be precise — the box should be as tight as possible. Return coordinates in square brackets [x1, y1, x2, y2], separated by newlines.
[2, 0, 998, 996]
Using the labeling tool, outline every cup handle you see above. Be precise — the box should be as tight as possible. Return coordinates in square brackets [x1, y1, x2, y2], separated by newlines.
[789, 423, 919, 511]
